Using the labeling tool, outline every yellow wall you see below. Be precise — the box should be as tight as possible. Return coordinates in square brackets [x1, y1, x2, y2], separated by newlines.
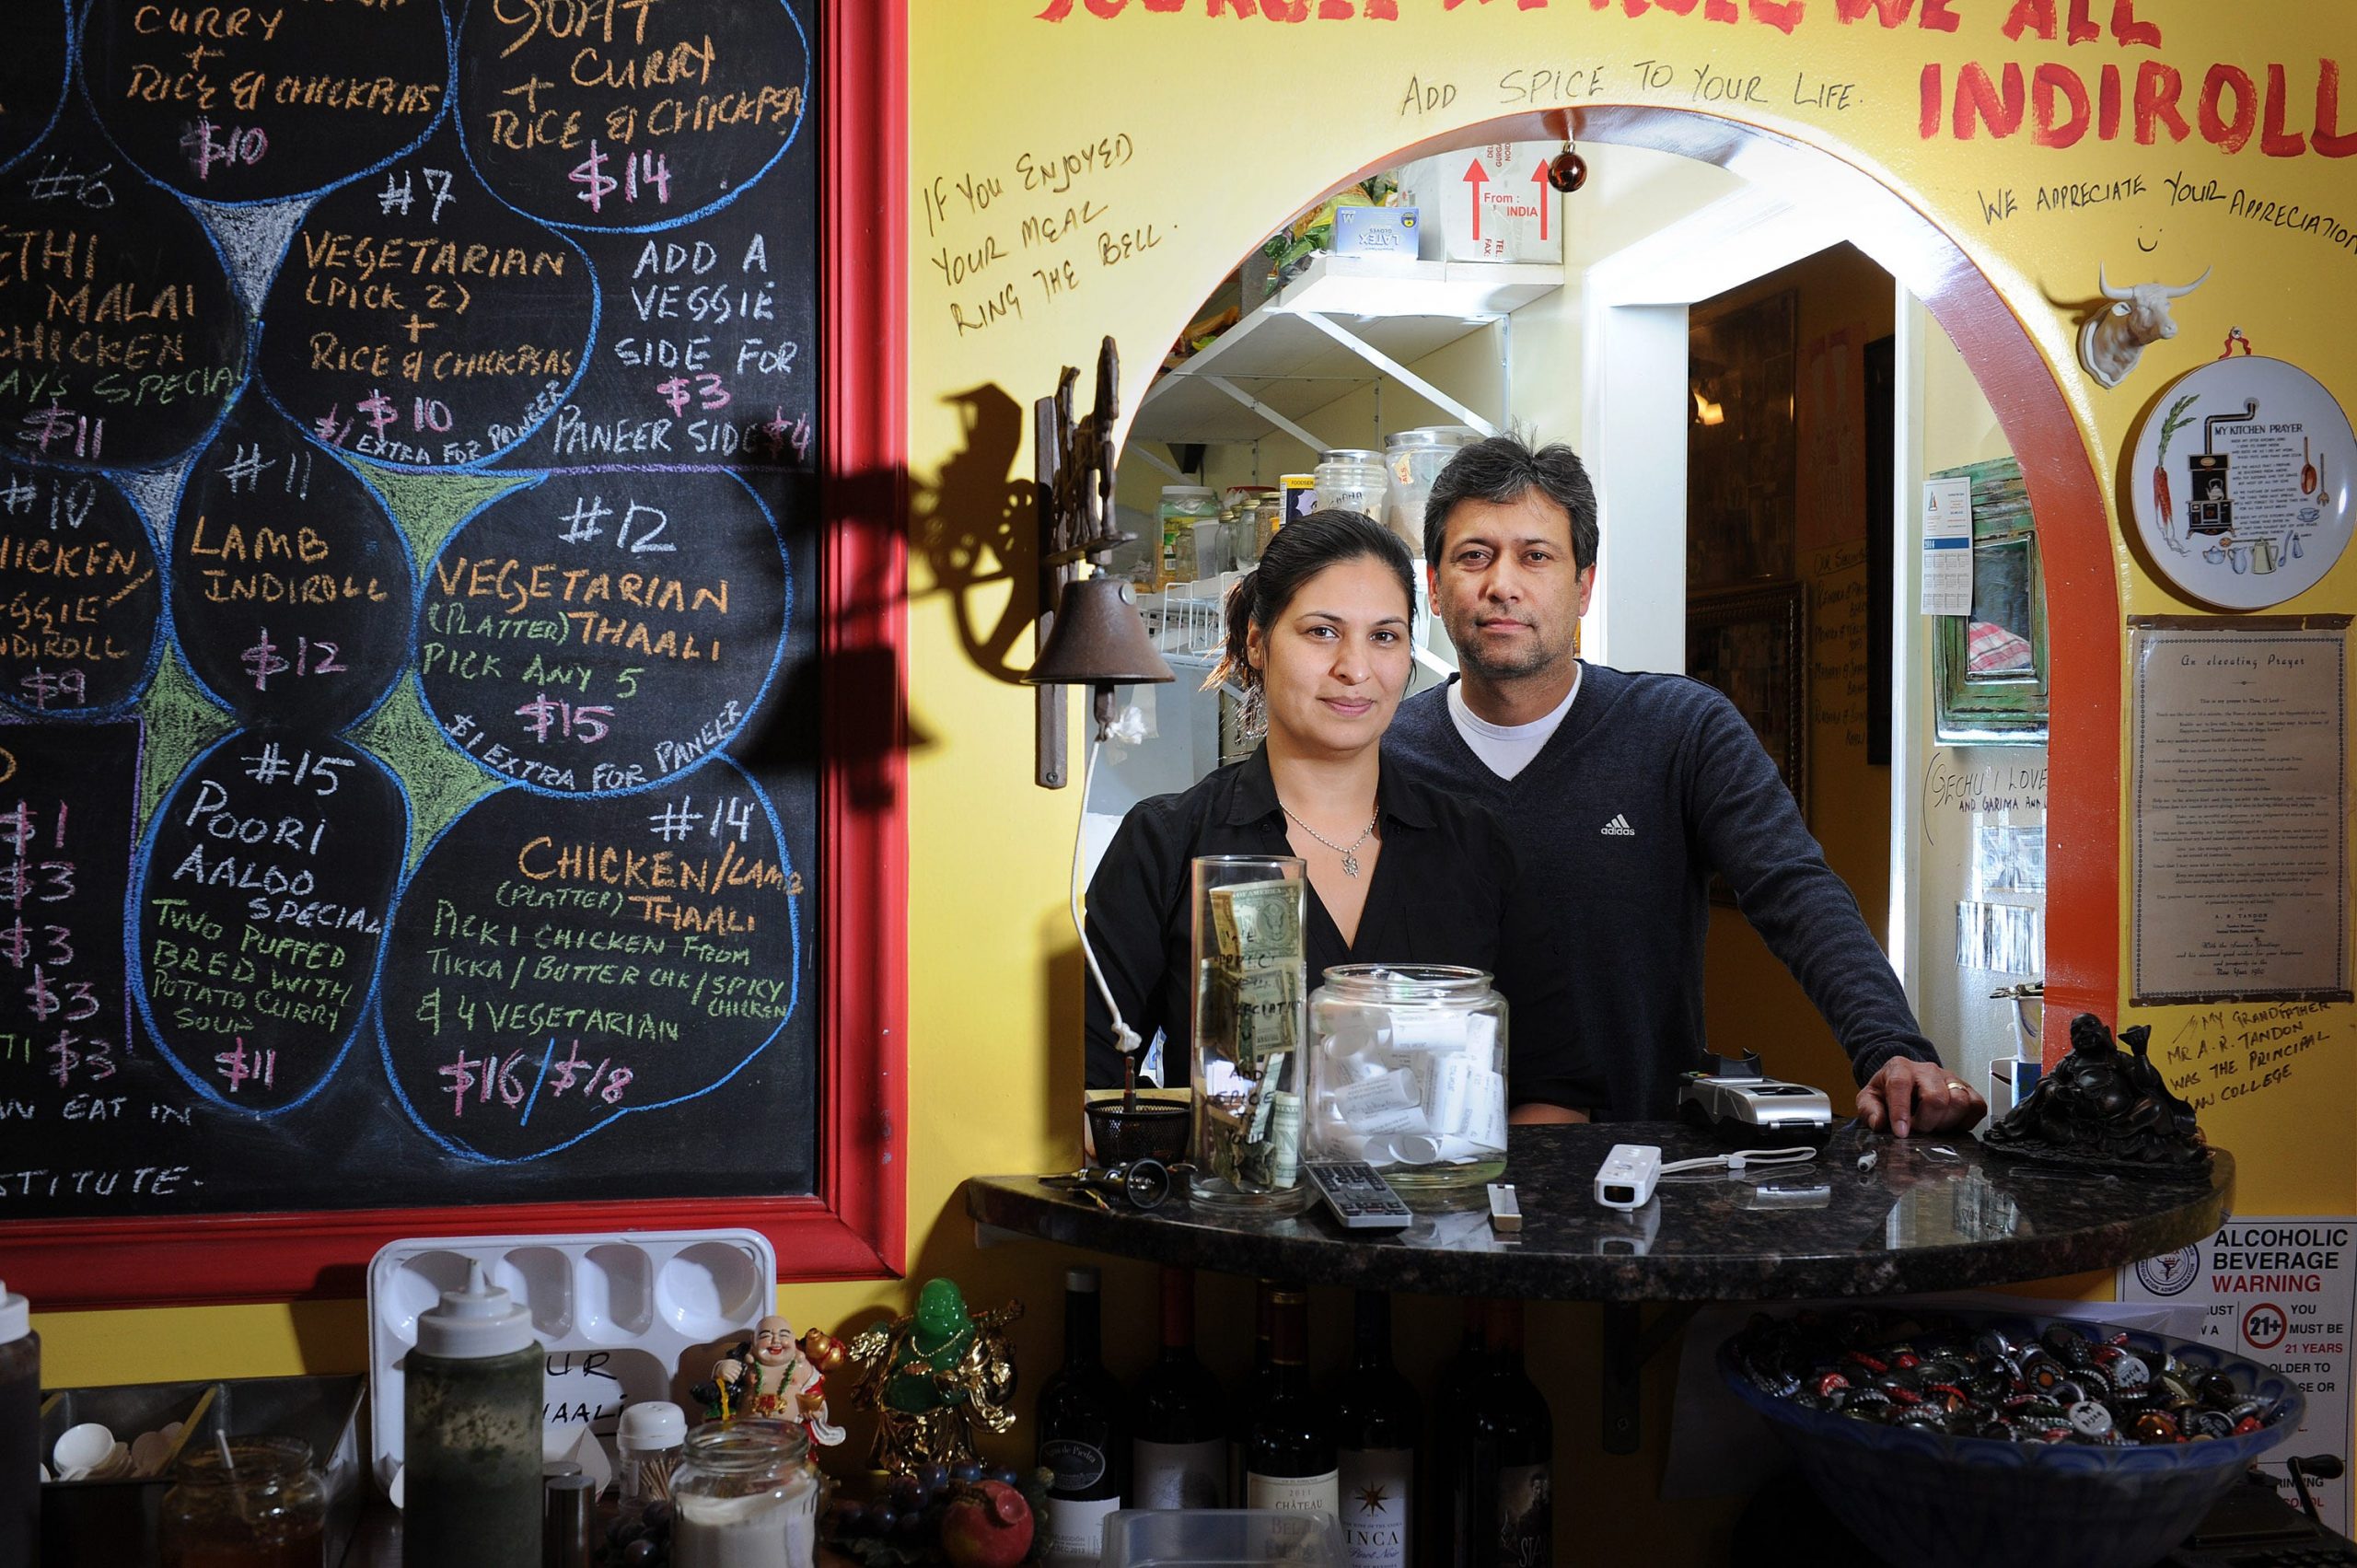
[32, 4, 2357, 1558]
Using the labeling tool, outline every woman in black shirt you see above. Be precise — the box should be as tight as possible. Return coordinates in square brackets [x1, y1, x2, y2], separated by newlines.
[1084, 511, 1564, 1092]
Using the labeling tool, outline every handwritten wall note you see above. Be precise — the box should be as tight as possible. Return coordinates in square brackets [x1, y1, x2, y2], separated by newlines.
[2130, 622, 2350, 1005]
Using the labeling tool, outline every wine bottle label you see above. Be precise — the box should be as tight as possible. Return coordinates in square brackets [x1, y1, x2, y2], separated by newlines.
[1132, 1437, 1225, 1509]
[1337, 1446, 1411, 1568]
[1496, 1462, 1552, 1568]
[1247, 1468, 1340, 1516]
[1040, 1493, 1123, 1562]
[1040, 1437, 1108, 1492]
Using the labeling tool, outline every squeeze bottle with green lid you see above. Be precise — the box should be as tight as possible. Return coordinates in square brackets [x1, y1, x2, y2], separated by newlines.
[1, 1279, 36, 1568]
[405, 1261, 543, 1568]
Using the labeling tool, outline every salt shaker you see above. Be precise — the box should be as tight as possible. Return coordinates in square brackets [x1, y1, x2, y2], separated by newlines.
[0, 1279, 36, 1568]
[404, 1261, 543, 1568]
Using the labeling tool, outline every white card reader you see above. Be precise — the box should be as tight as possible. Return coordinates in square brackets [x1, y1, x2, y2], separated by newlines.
[1594, 1144, 1663, 1211]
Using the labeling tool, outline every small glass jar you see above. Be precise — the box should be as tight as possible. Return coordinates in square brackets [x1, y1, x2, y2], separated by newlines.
[159, 1435, 327, 1568]
[1306, 964, 1509, 1199]
[1190, 854, 1310, 1214]
[1312, 449, 1387, 523]
[616, 1400, 688, 1525]
[671, 1421, 817, 1568]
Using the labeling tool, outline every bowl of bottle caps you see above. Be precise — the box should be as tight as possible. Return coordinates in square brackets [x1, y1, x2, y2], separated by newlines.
[1719, 1307, 2304, 1568]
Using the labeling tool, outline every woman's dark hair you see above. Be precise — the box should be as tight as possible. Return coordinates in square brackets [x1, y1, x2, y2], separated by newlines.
[1422, 435, 1599, 571]
[1207, 509, 1416, 693]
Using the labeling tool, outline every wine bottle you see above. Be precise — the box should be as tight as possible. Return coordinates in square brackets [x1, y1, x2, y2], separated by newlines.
[1245, 1286, 1338, 1516]
[1131, 1266, 1227, 1508]
[1452, 1300, 1552, 1568]
[1036, 1267, 1128, 1563]
[1426, 1298, 1488, 1568]
[1232, 1280, 1278, 1504]
[1333, 1291, 1418, 1568]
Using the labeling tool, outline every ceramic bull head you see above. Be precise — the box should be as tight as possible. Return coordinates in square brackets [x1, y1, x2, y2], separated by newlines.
[2080, 265, 2212, 389]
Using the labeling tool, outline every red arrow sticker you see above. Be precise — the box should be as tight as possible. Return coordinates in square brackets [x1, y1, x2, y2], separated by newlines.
[1528, 157, 1551, 242]
[1463, 157, 1490, 245]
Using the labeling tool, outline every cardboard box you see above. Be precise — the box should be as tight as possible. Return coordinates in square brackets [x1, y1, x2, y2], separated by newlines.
[1331, 204, 1421, 258]
[1397, 143, 1563, 263]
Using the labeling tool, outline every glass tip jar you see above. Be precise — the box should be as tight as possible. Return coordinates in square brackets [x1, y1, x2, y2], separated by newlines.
[1306, 964, 1508, 1199]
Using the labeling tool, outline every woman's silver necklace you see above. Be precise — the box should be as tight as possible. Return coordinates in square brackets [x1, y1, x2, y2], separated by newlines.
[1280, 801, 1377, 877]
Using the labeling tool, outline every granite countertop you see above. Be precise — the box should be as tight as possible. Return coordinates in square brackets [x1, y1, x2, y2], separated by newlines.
[965, 1121, 2233, 1300]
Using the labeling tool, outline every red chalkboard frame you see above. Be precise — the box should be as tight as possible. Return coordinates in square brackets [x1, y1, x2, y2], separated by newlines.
[0, 0, 910, 1309]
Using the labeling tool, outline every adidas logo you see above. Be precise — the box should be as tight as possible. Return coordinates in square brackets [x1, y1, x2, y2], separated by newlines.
[1600, 814, 1636, 837]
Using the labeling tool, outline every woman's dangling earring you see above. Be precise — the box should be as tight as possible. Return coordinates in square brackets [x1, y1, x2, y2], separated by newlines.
[1237, 680, 1267, 742]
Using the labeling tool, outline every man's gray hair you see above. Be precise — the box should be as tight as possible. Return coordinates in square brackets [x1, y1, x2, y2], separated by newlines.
[1422, 435, 1600, 571]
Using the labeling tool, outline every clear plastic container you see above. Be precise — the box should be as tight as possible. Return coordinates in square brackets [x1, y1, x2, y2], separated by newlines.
[1311, 452, 1386, 523]
[1306, 965, 1508, 1198]
[1157, 486, 1219, 589]
[1100, 1508, 1342, 1568]
[671, 1421, 816, 1568]
[1382, 426, 1481, 555]
[159, 1436, 327, 1568]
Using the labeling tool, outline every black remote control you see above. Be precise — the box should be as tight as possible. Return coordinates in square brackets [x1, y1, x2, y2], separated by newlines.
[1303, 1160, 1413, 1230]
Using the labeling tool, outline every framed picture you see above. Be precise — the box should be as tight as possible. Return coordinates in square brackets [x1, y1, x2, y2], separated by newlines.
[1933, 457, 2049, 743]
[1687, 582, 1809, 904]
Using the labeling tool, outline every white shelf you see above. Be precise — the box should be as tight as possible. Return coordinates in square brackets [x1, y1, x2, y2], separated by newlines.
[1131, 253, 1561, 447]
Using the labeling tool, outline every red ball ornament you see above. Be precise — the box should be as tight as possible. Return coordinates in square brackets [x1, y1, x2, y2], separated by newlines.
[1546, 149, 1587, 193]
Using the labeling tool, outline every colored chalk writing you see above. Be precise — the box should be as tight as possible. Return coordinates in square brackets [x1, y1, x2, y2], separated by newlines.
[0, 0, 819, 1220]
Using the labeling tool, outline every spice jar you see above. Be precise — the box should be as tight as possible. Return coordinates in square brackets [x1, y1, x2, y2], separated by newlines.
[1306, 964, 1509, 1197]
[0, 1280, 37, 1568]
[1311, 450, 1387, 523]
[159, 1436, 327, 1568]
[671, 1421, 817, 1568]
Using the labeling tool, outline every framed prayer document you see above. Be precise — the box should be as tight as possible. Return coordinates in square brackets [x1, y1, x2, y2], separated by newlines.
[2129, 617, 2351, 1006]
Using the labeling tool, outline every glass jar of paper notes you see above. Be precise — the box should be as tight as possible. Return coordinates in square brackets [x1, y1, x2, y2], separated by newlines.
[1189, 855, 1312, 1213]
[1305, 965, 1508, 1199]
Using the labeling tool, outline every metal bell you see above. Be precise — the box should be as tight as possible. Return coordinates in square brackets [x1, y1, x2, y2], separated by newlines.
[1024, 575, 1175, 690]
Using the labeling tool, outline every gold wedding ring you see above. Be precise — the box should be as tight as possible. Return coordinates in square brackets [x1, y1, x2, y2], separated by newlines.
[1945, 1081, 1968, 1094]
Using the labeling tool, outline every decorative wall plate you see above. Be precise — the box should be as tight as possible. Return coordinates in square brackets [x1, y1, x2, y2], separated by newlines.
[2128, 356, 2353, 610]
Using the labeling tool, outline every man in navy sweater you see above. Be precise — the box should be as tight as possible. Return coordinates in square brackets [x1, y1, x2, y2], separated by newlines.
[1384, 436, 1984, 1137]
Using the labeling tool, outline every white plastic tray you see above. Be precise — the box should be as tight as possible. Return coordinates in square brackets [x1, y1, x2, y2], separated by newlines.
[366, 1228, 777, 1497]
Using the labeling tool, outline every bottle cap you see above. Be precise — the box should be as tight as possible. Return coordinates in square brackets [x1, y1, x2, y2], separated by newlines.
[617, 1400, 687, 1452]
[414, 1260, 534, 1358]
[0, 1280, 26, 1343]
[1065, 1266, 1100, 1293]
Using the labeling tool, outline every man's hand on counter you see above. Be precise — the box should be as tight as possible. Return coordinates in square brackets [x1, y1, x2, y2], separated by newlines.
[1854, 1057, 1988, 1138]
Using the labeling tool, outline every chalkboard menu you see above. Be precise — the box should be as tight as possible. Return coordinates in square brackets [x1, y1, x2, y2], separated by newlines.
[0, 0, 826, 1239]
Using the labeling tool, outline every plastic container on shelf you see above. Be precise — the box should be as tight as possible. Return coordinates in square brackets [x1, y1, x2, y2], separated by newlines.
[1100, 1507, 1342, 1568]
[366, 1229, 778, 1504]
[1311, 452, 1386, 524]
[1304, 964, 1508, 1198]
[0, 1280, 36, 1568]
[1383, 426, 1482, 554]
[1156, 486, 1219, 589]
